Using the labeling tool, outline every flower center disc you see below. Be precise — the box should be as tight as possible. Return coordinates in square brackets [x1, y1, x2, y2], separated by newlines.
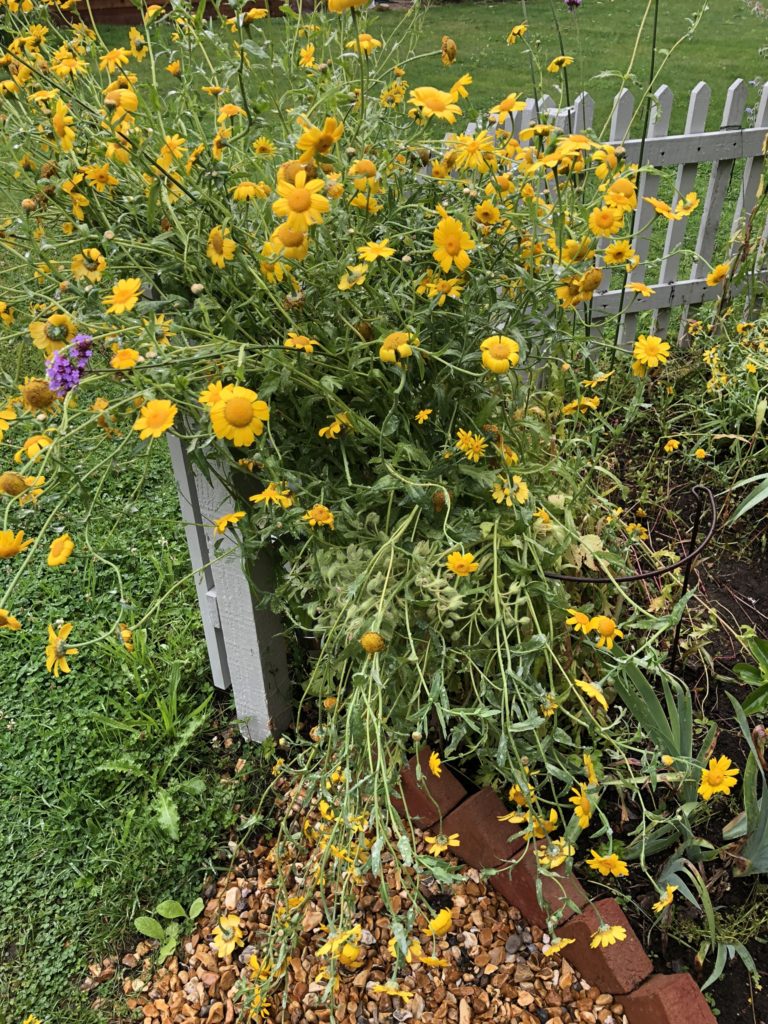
[278, 226, 304, 247]
[224, 397, 254, 427]
[288, 187, 312, 212]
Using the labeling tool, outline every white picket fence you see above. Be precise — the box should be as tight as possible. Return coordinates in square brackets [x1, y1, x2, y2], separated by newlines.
[495, 78, 768, 343]
[171, 79, 768, 741]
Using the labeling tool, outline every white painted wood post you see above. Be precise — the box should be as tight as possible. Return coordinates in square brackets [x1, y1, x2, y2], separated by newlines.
[168, 435, 293, 741]
[619, 84, 674, 348]
[652, 81, 711, 337]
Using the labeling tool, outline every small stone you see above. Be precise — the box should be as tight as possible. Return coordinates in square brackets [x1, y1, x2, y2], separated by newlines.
[223, 887, 240, 911]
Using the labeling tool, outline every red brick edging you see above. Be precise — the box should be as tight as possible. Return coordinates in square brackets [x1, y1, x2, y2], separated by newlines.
[398, 749, 717, 1024]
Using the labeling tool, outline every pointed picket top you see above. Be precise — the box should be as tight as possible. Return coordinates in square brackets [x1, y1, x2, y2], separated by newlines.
[648, 84, 674, 138]
[538, 94, 555, 121]
[573, 91, 595, 134]
[608, 87, 635, 144]
[721, 77, 748, 128]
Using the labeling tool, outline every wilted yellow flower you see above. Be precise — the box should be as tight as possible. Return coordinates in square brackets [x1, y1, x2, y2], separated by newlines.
[212, 914, 243, 957]
[652, 884, 678, 913]
[423, 908, 453, 937]
[586, 850, 629, 877]
[47, 534, 74, 567]
[45, 622, 78, 677]
[590, 924, 626, 948]
[359, 631, 385, 655]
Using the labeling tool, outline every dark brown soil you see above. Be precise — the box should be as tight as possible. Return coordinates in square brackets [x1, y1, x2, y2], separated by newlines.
[696, 551, 768, 663]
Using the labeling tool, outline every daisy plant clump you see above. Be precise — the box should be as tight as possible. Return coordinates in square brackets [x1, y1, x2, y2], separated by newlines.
[0, 0, 756, 1006]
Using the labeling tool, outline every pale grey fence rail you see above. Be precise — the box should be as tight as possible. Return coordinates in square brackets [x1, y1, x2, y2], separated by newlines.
[494, 77, 768, 344]
[171, 79, 768, 741]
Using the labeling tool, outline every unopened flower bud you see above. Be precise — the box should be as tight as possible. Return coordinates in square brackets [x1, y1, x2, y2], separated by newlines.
[190, 283, 205, 295]
[359, 631, 385, 655]
[21, 198, 37, 212]
[103, 230, 115, 241]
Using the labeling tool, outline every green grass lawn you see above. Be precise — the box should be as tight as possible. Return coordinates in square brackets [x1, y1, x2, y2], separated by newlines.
[96, 0, 768, 133]
[371, 0, 767, 132]
[0, 408, 260, 1023]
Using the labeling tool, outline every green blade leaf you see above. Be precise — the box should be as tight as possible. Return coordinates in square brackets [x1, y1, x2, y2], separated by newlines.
[188, 898, 204, 920]
[728, 475, 768, 525]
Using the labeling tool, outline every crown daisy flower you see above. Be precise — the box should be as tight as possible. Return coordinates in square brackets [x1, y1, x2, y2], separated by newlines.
[446, 551, 479, 576]
[272, 170, 330, 232]
[209, 386, 269, 447]
[480, 335, 520, 374]
[133, 399, 178, 440]
[698, 755, 739, 800]
[589, 615, 624, 650]
[632, 334, 670, 369]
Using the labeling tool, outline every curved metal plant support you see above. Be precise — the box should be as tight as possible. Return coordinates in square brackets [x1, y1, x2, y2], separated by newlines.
[543, 485, 718, 672]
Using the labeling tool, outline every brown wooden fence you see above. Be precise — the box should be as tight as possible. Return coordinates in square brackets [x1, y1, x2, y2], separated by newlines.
[75, 0, 280, 25]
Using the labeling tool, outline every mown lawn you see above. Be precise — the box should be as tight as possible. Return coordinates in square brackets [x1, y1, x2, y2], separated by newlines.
[0, 354, 260, 1023]
[97, 0, 768, 131]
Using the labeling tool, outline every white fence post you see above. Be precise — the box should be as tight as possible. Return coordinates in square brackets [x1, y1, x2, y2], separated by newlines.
[168, 435, 293, 741]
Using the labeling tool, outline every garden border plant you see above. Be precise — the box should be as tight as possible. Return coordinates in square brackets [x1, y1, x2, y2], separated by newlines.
[400, 747, 718, 1024]
[1, 0, 767, 1018]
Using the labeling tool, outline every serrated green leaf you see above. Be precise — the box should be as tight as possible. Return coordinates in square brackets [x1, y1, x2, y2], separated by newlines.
[153, 790, 180, 841]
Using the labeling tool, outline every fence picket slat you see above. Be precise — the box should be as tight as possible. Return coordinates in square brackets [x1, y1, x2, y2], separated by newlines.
[653, 81, 711, 336]
[728, 81, 768, 258]
[609, 88, 635, 143]
[167, 438, 293, 741]
[680, 79, 749, 333]
[167, 436, 231, 692]
[619, 85, 674, 347]
[573, 91, 595, 134]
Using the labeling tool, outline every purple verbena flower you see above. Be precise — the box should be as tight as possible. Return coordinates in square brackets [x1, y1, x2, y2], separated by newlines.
[563, 0, 582, 8]
[46, 333, 94, 397]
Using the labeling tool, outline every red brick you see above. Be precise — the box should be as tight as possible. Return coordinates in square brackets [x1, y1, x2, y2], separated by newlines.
[393, 747, 467, 829]
[490, 845, 588, 928]
[623, 973, 716, 1024]
[441, 788, 525, 869]
[558, 898, 653, 995]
